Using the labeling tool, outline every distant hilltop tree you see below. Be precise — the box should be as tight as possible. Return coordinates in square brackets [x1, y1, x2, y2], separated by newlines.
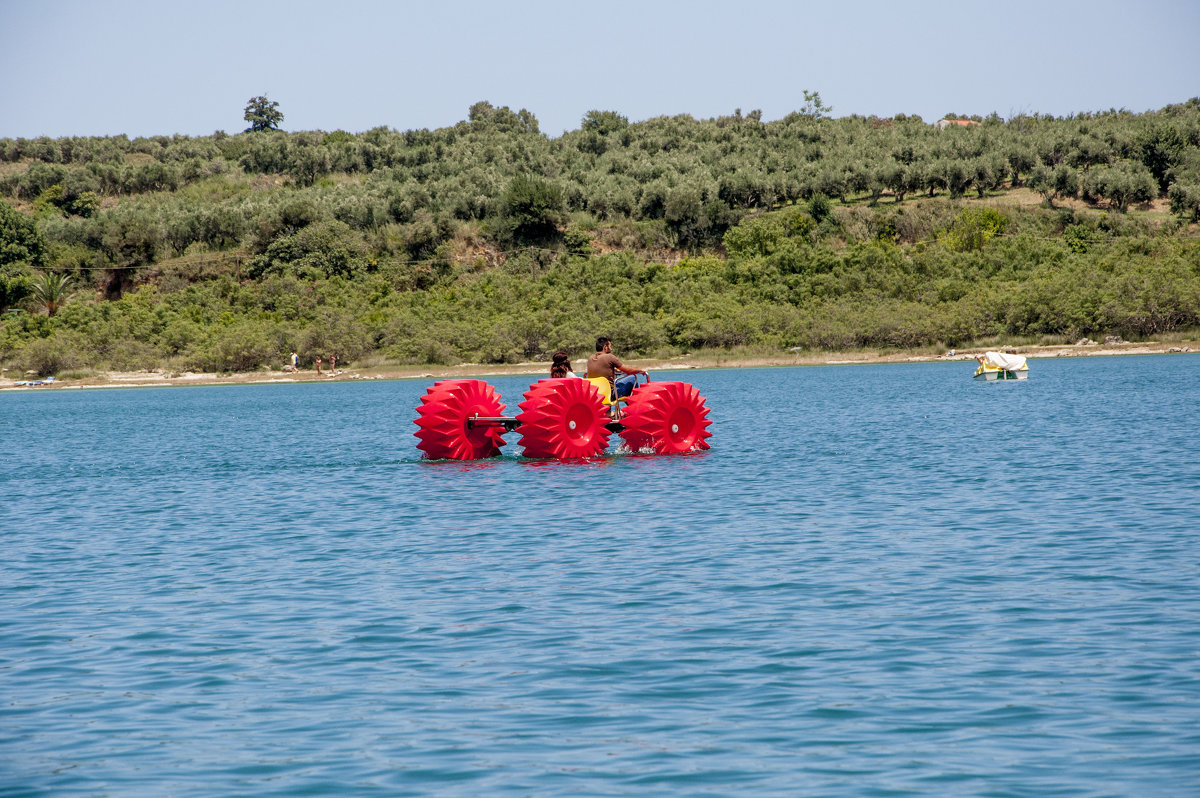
[581, 110, 629, 135]
[243, 95, 284, 132]
[800, 89, 832, 120]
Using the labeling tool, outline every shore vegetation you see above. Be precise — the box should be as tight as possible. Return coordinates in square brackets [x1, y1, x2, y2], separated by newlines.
[3, 96, 1199, 377]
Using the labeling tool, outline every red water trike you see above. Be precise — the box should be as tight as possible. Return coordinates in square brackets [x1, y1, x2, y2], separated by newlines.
[414, 374, 712, 460]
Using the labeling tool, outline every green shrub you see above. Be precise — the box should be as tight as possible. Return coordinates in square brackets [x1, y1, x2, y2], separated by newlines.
[16, 331, 87, 376]
[1064, 223, 1099, 254]
[1, 202, 47, 269]
[562, 227, 593, 256]
[191, 321, 289, 372]
[942, 207, 1009, 252]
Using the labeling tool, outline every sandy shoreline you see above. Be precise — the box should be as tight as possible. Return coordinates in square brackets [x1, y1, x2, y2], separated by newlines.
[1, 340, 1195, 391]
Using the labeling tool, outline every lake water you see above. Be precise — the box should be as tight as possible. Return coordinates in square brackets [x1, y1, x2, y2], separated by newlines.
[3, 355, 1199, 796]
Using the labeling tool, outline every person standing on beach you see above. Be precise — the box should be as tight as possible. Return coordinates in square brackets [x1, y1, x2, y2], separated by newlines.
[290, 352, 298, 371]
[315, 356, 322, 376]
[329, 354, 337, 373]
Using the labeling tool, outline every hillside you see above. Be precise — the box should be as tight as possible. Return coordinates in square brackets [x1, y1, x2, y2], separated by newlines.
[2, 99, 1199, 377]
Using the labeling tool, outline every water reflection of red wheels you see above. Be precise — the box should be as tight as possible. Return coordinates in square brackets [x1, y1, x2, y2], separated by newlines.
[619, 382, 712, 454]
[517, 378, 611, 459]
[413, 379, 507, 460]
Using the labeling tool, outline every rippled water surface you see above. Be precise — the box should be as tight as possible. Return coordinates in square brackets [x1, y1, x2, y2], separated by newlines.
[4, 355, 1200, 796]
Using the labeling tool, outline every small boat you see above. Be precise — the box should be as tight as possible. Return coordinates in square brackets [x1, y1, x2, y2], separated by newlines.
[973, 352, 1028, 381]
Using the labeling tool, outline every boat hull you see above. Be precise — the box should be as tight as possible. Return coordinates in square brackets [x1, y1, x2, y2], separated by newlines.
[973, 369, 1028, 381]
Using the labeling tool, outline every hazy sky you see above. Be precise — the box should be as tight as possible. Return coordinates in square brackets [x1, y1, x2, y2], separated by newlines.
[2, 0, 1198, 139]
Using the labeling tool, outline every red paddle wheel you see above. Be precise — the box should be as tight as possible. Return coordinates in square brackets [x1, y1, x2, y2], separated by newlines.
[516, 378, 611, 459]
[413, 379, 507, 460]
[618, 381, 712, 454]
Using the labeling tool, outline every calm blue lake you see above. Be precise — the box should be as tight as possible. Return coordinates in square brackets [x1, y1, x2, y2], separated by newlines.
[3, 355, 1199, 796]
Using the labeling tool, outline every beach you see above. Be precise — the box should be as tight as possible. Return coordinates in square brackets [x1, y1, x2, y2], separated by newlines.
[1, 339, 1194, 390]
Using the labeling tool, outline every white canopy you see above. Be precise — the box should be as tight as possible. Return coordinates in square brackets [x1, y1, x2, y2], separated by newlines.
[981, 351, 1027, 371]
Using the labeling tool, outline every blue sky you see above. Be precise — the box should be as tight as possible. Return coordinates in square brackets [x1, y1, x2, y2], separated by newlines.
[2, 0, 1198, 139]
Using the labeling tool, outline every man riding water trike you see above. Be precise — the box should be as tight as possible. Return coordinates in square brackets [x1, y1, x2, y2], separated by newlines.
[585, 336, 649, 418]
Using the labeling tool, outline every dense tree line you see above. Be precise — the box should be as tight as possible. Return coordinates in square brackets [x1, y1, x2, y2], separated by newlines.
[1, 98, 1199, 376]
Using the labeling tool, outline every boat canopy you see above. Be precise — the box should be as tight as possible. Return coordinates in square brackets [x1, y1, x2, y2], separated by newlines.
[980, 351, 1027, 371]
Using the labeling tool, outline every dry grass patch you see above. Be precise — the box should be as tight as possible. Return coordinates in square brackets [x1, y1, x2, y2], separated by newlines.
[0, 158, 32, 178]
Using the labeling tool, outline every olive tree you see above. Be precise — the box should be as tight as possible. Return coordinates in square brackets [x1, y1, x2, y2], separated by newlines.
[493, 175, 564, 244]
[1030, 164, 1079, 206]
[1085, 161, 1158, 212]
[1005, 143, 1038, 186]
[1168, 182, 1200, 222]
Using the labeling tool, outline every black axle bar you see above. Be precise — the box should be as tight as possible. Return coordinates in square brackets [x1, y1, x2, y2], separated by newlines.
[467, 414, 624, 433]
